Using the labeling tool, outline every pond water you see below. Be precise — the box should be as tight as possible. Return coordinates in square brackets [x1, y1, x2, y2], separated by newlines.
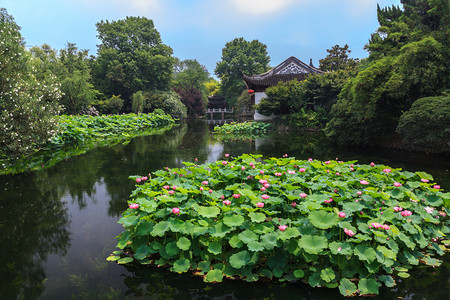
[0, 121, 449, 299]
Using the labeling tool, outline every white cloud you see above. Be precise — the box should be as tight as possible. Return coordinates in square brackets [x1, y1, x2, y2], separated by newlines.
[227, 0, 295, 16]
[126, 0, 161, 14]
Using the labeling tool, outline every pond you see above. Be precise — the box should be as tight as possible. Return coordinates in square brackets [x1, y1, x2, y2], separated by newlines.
[0, 121, 449, 299]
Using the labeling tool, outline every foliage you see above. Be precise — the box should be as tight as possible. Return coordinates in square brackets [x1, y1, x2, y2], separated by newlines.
[111, 154, 449, 297]
[397, 94, 450, 153]
[173, 87, 205, 118]
[48, 113, 175, 147]
[95, 95, 124, 115]
[143, 90, 187, 119]
[215, 38, 270, 106]
[235, 90, 253, 116]
[93, 16, 175, 107]
[326, 1, 449, 147]
[132, 91, 146, 114]
[214, 122, 272, 135]
[0, 8, 62, 156]
[318, 44, 359, 72]
[173, 58, 209, 98]
[281, 109, 328, 130]
[204, 78, 221, 96]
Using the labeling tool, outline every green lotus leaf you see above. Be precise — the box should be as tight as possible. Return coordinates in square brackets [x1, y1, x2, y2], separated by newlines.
[197, 261, 210, 272]
[278, 227, 301, 240]
[293, 269, 305, 278]
[106, 255, 120, 261]
[135, 221, 154, 236]
[308, 271, 321, 287]
[260, 269, 273, 279]
[425, 195, 443, 206]
[267, 253, 287, 269]
[134, 244, 150, 260]
[421, 256, 442, 267]
[342, 202, 364, 213]
[402, 251, 419, 265]
[260, 232, 279, 250]
[377, 245, 397, 260]
[176, 236, 191, 251]
[238, 229, 258, 244]
[223, 214, 245, 227]
[205, 269, 223, 282]
[196, 206, 220, 218]
[252, 222, 274, 234]
[329, 241, 353, 255]
[397, 272, 410, 278]
[416, 171, 433, 180]
[229, 250, 251, 269]
[320, 267, 336, 283]
[165, 241, 180, 257]
[208, 241, 222, 255]
[168, 219, 185, 232]
[229, 234, 244, 248]
[354, 245, 377, 263]
[151, 221, 169, 237]
[172, 259, 190, 273]
[358, 278, 380, 295]
[308, 211, 339, 229]
[117, 257, 133, 264]
[121, 215, 139, 227]
[378, 275, 395, 287]
[136, 198, 158, 213]
[247, 240, 264, 252]
[299, 235, 328, 254]
[248, 212, 266, 223]
[210, 222, 232, 238]
[339, 278, 357, 296]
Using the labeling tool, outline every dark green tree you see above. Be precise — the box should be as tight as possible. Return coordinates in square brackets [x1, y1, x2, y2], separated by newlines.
[319, 44, 359, 72]
[93, 16, 174, 109]
[173, 58, 209, 93]
[215, 38, 270, 106]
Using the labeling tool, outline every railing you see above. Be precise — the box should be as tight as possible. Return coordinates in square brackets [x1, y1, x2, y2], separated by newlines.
[207, 108, 234, 113]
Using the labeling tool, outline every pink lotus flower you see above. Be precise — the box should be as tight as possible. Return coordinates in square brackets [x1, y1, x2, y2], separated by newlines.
[233, 194, 241, 199]
[202, 181, 208, 185]
[382, 224, 390, 230]
[163, 185, 170, 189]
[393, 206, 403, 212]
[288, 170, 295, 174]
[338, 247, 342, 252]
[222, 161, 228, 165]
[278, 225, 288, 231]
[209, 189, 213, 194]
[141, 176, 148, 180]
[275, 172, 282, 176]
[220, 195, 225, 199]
[261, 194, 270, 200]
[299, 193, 307, 198]
[325, 161, 330, 164]
[360, 180, 369, 185]
[249, 163, 254, 167]
[424, 206, 434, 213]
[324, 198, 333, 203]
[136, 178, 141, 183]
[168, 190, 175, 195]
[308, 158, 313, 162]
[338, 212, 346, 218]
[299, 168, 306, 173]
[401, 210, 412, 217]
[383, 168, 391, 173]
[256, 202, 264, 208]
[223, 200, 231, 205]
[247, 175, 253, 179]
[261, 187, 266, 191]
[259, 179, 267, 184]
[283, 154, 288, 158]
[421, 178, 429, 183]
[344, 228, 355, 237]
[439, 211, 446, 217]
[291, 202, 297, 207]
[240, 166, 246, 170]
[200, 187, 204, 191]
[433, 185, 440, 189]
[394, 182, 402, 187]
[195, 158, 198, 162]
[225, 153, 229, 157]
[370, 162, 375, 167]
[350, 167, 355, 171]
[260, 170, 265, 174]
[172, 185, 177, 190]
[172, 207, 180, 214]
[129, 203, 139, 209]
[336, 172, 340, 176]
[264, 183, 270, 188]
[357, 191, 362, 195]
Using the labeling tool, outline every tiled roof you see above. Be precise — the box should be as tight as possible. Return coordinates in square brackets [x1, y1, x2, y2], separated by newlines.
[243, 56, 323, 91]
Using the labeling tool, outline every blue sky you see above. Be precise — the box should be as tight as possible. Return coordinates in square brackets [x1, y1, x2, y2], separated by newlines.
[3, 0, 401, 77]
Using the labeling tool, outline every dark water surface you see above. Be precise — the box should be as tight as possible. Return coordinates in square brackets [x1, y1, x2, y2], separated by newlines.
[1, 121, 449, 299]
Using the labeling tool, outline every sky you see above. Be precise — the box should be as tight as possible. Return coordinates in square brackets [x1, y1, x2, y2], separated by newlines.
[3, 0, 401, 77]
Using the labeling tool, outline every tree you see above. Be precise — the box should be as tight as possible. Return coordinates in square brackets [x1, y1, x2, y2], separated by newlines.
[215, 38, 270, 106]
[319, 44, 359, 72]
[173, 87, 205, 118]
[0, 8, 62, 156]
[173, 58, 209, 92]
[93, 17, 175, 109]
[204, 78, 221, 96]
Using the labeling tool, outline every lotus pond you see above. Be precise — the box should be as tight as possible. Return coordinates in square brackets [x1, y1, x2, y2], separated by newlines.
[0, 121, 449, 299]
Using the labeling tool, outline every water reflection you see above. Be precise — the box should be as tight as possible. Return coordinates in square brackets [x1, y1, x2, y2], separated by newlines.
[0, 120, 448, 299]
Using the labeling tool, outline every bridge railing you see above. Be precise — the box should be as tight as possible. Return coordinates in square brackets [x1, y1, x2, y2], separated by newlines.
[207, 108, 234, 113]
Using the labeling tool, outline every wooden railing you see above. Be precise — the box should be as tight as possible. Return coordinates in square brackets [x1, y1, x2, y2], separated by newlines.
[206, 108, 234, 113]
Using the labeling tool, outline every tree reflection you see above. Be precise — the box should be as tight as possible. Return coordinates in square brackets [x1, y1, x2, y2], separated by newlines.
[0, 172, 70, 300]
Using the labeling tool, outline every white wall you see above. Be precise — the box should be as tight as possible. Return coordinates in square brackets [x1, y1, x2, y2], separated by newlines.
[254, 92, 275, 121]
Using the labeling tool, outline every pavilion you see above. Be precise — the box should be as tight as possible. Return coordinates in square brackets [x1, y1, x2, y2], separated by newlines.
[242, 56, 323, 121]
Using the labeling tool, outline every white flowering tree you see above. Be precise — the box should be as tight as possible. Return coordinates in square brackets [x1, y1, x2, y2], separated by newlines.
[0, 8, 62, 156]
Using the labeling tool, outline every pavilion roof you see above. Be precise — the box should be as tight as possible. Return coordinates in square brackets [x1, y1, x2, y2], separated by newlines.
[243, 56, 324, 91]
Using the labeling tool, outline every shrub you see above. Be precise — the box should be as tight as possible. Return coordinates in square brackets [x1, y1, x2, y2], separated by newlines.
[110, 155, 449, 297]
[397, 94, 450, 153]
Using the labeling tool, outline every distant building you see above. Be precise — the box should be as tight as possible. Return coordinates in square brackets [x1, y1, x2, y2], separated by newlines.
[243, 56, 323, 121]
[207, 95, 227, 109]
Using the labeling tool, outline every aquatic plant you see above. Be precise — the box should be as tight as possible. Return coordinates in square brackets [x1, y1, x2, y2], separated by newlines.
[110, 154, 449, 297]
[214, 121, 272, 135]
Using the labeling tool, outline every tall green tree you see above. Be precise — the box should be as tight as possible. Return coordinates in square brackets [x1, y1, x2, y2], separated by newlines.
[214, 38, 270, 106]
[319, 44, 359, 72]
[93, 16, 175, 109]
[0, 8, 62, 156]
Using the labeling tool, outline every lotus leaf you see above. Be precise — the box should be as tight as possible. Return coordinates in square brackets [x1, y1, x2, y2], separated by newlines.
[308, 211, 339, 229]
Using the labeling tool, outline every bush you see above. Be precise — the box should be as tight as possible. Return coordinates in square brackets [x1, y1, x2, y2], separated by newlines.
[397, 94, 450, 153]
[110, 154, 449, 297]
[281, 108, 328, 129]
[132, 91, 146, 114]
[95, 95, 124, 115]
